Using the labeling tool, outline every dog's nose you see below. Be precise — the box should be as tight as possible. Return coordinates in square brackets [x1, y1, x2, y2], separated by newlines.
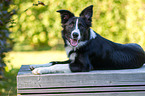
[72, 32, 79, 38]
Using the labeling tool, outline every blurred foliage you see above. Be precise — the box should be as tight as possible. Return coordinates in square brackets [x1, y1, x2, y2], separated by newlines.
[0, 67, 18, 96]
[10, 0, 145, 51]
[0, 0, 14, 80]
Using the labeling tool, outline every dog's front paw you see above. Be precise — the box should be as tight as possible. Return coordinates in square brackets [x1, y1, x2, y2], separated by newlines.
[32, 67, 48, 75]
[30, 63, 53, 71]
[32, 64, 71, 74]
[32, 68, 40, 75]
[32, 66, 57, 74]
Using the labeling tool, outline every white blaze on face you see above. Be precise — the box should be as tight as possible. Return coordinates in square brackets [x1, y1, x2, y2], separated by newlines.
[71, 19, 81, 39]
[75, 19, 79, 30]
[69, 19, 81, 47]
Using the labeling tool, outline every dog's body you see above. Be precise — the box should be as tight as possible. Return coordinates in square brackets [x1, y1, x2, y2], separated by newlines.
[31, 5, 145, 74]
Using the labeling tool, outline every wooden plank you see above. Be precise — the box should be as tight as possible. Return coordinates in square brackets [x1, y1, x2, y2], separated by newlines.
[17, 73, 145, 88]
[17, 86, 145, 93]
[17, 64, 145, 96]
[17, 65, 145, 88]
[18, 64, 145, 75]
[18, 91, 145, 96]
[17, 74, 145, 88]
[18, 65, 32, 75]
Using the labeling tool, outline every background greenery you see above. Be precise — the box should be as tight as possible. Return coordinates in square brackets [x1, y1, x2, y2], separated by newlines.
[1, 0, 145, 95]
[0, 0, 14, 79]
[0, 0, 14, 95]
[10, 0, 145, 51]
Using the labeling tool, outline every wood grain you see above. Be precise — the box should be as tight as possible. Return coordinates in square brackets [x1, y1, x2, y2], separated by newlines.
[17, 64, 145, 96]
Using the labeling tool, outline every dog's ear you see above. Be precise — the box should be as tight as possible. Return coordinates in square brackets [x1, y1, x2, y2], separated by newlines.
[80, 5, 93, 27]
[57, 10, 75, 24]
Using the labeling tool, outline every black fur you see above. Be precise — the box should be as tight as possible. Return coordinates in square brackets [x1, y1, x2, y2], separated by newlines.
[73, 34, 145, 70]
[53, 5, 145, 72]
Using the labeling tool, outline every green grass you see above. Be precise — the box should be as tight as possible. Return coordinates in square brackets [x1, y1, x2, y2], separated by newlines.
[5, 50, 68, 69]
[1, 50, 67, 96]
[1, 68, 19, 96]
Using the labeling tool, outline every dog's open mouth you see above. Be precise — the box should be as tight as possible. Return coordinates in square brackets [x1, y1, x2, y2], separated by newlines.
[70, 38, 78, 47]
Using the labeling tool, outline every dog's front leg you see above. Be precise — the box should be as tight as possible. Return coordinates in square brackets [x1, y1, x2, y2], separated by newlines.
[30, 60, 70, 71]
[30, 63, 53, 70]
[32, 64, 71, 74]
[70, 54, 92, 72]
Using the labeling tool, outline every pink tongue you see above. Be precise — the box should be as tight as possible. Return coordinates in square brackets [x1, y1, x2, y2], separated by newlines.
[70, 39, 78, 47]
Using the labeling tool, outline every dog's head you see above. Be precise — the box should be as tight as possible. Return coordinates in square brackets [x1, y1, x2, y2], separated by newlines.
[57, 5, 93, 47]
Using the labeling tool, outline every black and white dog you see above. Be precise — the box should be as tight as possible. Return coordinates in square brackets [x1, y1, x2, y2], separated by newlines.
[31, 5, 145, 74]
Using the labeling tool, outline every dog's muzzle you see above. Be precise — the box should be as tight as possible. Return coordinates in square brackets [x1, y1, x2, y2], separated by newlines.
[70, 32, 80, 47]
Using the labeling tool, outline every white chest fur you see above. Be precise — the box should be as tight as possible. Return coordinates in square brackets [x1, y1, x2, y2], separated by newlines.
[65, 46, 77, 61]
[65, 46, 73, 56]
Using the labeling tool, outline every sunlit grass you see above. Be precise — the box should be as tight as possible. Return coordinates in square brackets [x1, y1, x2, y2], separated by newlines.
[5, 50, 68, 69]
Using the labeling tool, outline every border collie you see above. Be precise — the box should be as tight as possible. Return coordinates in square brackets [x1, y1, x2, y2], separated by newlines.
[31, 5, 145, 74]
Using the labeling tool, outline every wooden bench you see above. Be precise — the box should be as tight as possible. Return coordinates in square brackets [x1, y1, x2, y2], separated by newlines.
[17, 64, 145, 96]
